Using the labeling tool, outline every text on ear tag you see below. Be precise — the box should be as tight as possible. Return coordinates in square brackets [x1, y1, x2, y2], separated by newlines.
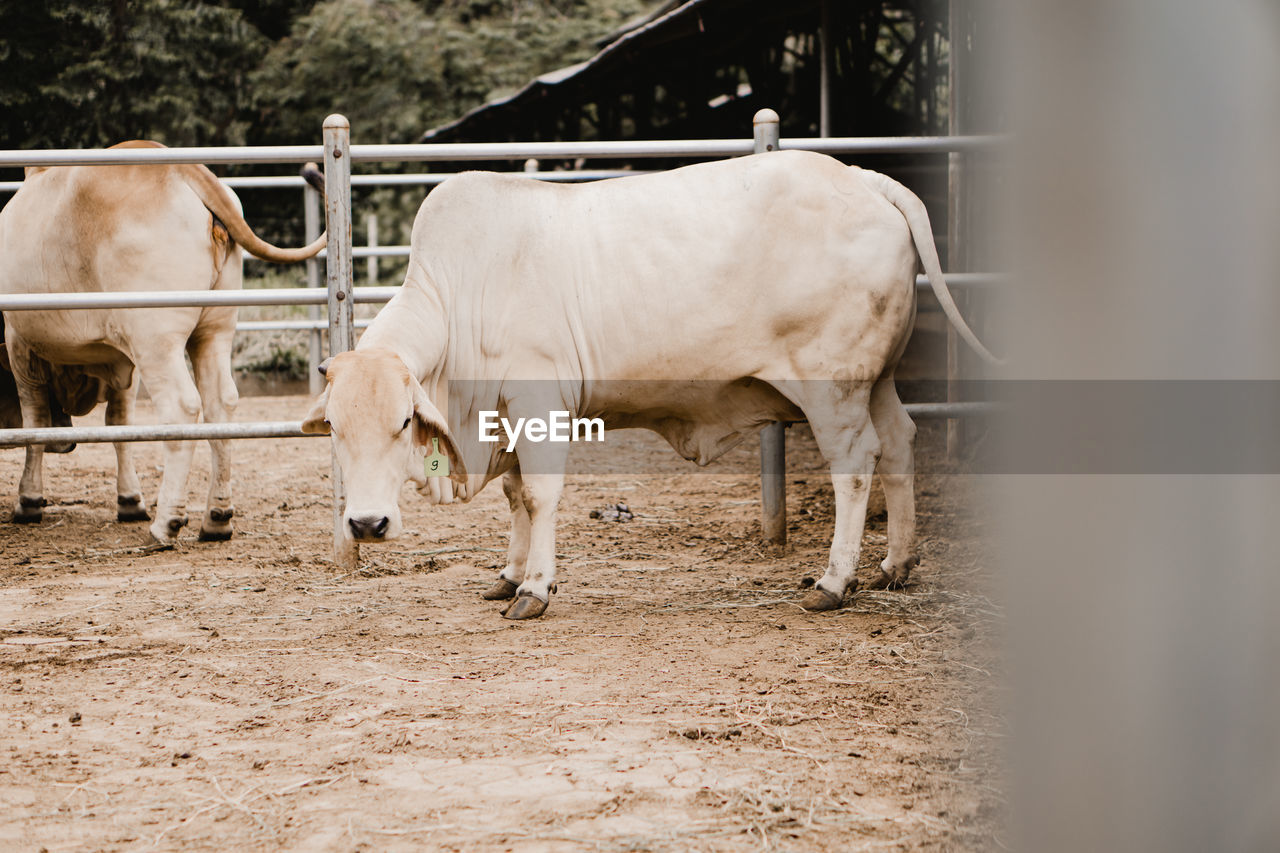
[424, 436, 449, 477]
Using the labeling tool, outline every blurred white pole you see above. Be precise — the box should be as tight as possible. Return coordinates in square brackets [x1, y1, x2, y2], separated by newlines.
[818, 0, 832, 138]
[1001, 2, 1280, 851]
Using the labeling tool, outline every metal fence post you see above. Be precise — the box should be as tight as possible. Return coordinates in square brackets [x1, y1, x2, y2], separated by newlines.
[304, 183, 324, 396]
[323, 114, 358, 570]
[754, 108, 786, 546]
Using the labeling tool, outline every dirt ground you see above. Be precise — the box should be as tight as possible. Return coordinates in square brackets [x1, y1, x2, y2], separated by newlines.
[0, 395, 1005, 852]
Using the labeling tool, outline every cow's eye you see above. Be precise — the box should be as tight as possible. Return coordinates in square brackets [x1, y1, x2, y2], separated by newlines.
[400, 417, 411, 433]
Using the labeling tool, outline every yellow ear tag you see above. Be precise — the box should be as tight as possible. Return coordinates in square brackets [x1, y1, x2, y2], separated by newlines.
[424, 437, 449, 477]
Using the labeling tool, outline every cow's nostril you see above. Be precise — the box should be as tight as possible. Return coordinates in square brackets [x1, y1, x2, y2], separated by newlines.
[348, 516, 389, 541]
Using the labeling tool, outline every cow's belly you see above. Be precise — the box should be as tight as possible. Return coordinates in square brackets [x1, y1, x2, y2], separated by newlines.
[587, 378, 803, 466]
[5, 314, 135, 389]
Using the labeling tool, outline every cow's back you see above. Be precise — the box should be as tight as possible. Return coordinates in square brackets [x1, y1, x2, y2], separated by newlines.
[0, 165, 216, 296]
[0, 163, 232, 366]
[409, 151, 918, 384]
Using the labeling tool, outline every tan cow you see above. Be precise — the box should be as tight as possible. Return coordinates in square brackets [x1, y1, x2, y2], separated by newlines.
[0, 141, 323, 543]
[303, 151, 999, 619]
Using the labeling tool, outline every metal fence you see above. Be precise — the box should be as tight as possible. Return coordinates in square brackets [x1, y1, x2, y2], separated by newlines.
[0, 113, 1003, 565]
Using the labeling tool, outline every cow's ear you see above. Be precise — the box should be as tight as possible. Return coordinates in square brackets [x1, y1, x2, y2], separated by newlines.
[300, 388, 331, 434]
[412, 381, 465, 479]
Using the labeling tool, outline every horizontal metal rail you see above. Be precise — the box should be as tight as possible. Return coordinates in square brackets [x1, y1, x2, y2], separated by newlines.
[0, 402, 1001, 448]
[0, 275, 1003, 312]
[0, 286, 399, 311]
[0, 135, 1007, 170]
[0, 145, 325, 168]
[781, 136, 1007, 155]
[0, 421, 314, 447]
[235, 319, 372, 332]
[0, 274, 1004, 312]
[903, 401, 1003, 419]
[0, 169, 652, 194]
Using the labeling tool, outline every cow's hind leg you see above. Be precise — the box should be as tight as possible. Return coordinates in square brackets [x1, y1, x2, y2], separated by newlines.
[189, 332, 238, 540]
[796, 383, 881, 611]
[133, 341, 202, 544]
[107, 383, 148, 522]
[867, 377, 918, 589]
[8, 338, 50, 523]
[482, 468, 530, 601]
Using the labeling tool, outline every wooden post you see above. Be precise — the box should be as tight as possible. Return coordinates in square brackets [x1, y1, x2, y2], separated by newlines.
[323, 114, 358, 570]
[754, 108, 787, 546]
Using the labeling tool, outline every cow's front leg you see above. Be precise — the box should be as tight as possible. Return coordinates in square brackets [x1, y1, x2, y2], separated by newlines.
[482, 467, 530, 601]
[501, 470, 565, 620]
[135, 344, 202, 544]
[499, 431, 569, 620]
[105, 383, 148, 522]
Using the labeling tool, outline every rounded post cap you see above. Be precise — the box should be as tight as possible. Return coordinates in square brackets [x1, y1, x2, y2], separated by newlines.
[323, 114, 350, 130]
[753, 108, 780, 126]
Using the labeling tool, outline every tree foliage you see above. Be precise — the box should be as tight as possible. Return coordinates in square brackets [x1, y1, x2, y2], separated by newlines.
[0, 0, 647, 151]
[0, 1, 268, 149]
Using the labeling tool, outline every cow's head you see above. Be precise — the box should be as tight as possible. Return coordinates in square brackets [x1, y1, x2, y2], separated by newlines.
[302, 347, 463, 543]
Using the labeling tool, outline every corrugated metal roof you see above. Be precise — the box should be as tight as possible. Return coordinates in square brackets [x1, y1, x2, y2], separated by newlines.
[421, 0, 725, 142]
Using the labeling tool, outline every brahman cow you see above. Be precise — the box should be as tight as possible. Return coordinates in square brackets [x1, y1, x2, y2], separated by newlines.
[0, 141, 323, 543]
[302, 150, 999, 619]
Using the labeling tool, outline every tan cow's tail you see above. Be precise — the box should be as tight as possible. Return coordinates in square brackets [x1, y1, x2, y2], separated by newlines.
[106, 141, 325, 264]
[862, 169, 1003, 366]
[178, 164, 327, 264]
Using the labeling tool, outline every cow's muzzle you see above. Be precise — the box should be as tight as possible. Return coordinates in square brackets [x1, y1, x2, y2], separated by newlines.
[348, 514, 390, 541]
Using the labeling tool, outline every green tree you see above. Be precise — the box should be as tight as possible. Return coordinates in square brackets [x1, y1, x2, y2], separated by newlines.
[250, 0, 645, 145]
[0, 1, 268, 150]
[249, 0, 450, 144]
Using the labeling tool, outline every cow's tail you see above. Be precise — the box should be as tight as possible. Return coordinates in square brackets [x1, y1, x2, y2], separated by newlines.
[179, 162, 326, 264]
[862, 169, 1003, 366]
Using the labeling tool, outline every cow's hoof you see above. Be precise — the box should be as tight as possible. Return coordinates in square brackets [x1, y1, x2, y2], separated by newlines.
[198, 507, 234, 541]
[117, 495, 150, 523]
[800, 587, 844, 612]
[481, 578, 519, 601]
[150, 516, 187, 543]
[13, 496, 44, 524]
[502, 593, 548, 620]
[867, 556, 918, 590]
[866, 570, 905, 591]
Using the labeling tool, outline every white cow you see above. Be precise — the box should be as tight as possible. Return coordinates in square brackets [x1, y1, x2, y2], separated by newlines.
[303, 150, 999, 619]
[0, 141, 324, 543]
